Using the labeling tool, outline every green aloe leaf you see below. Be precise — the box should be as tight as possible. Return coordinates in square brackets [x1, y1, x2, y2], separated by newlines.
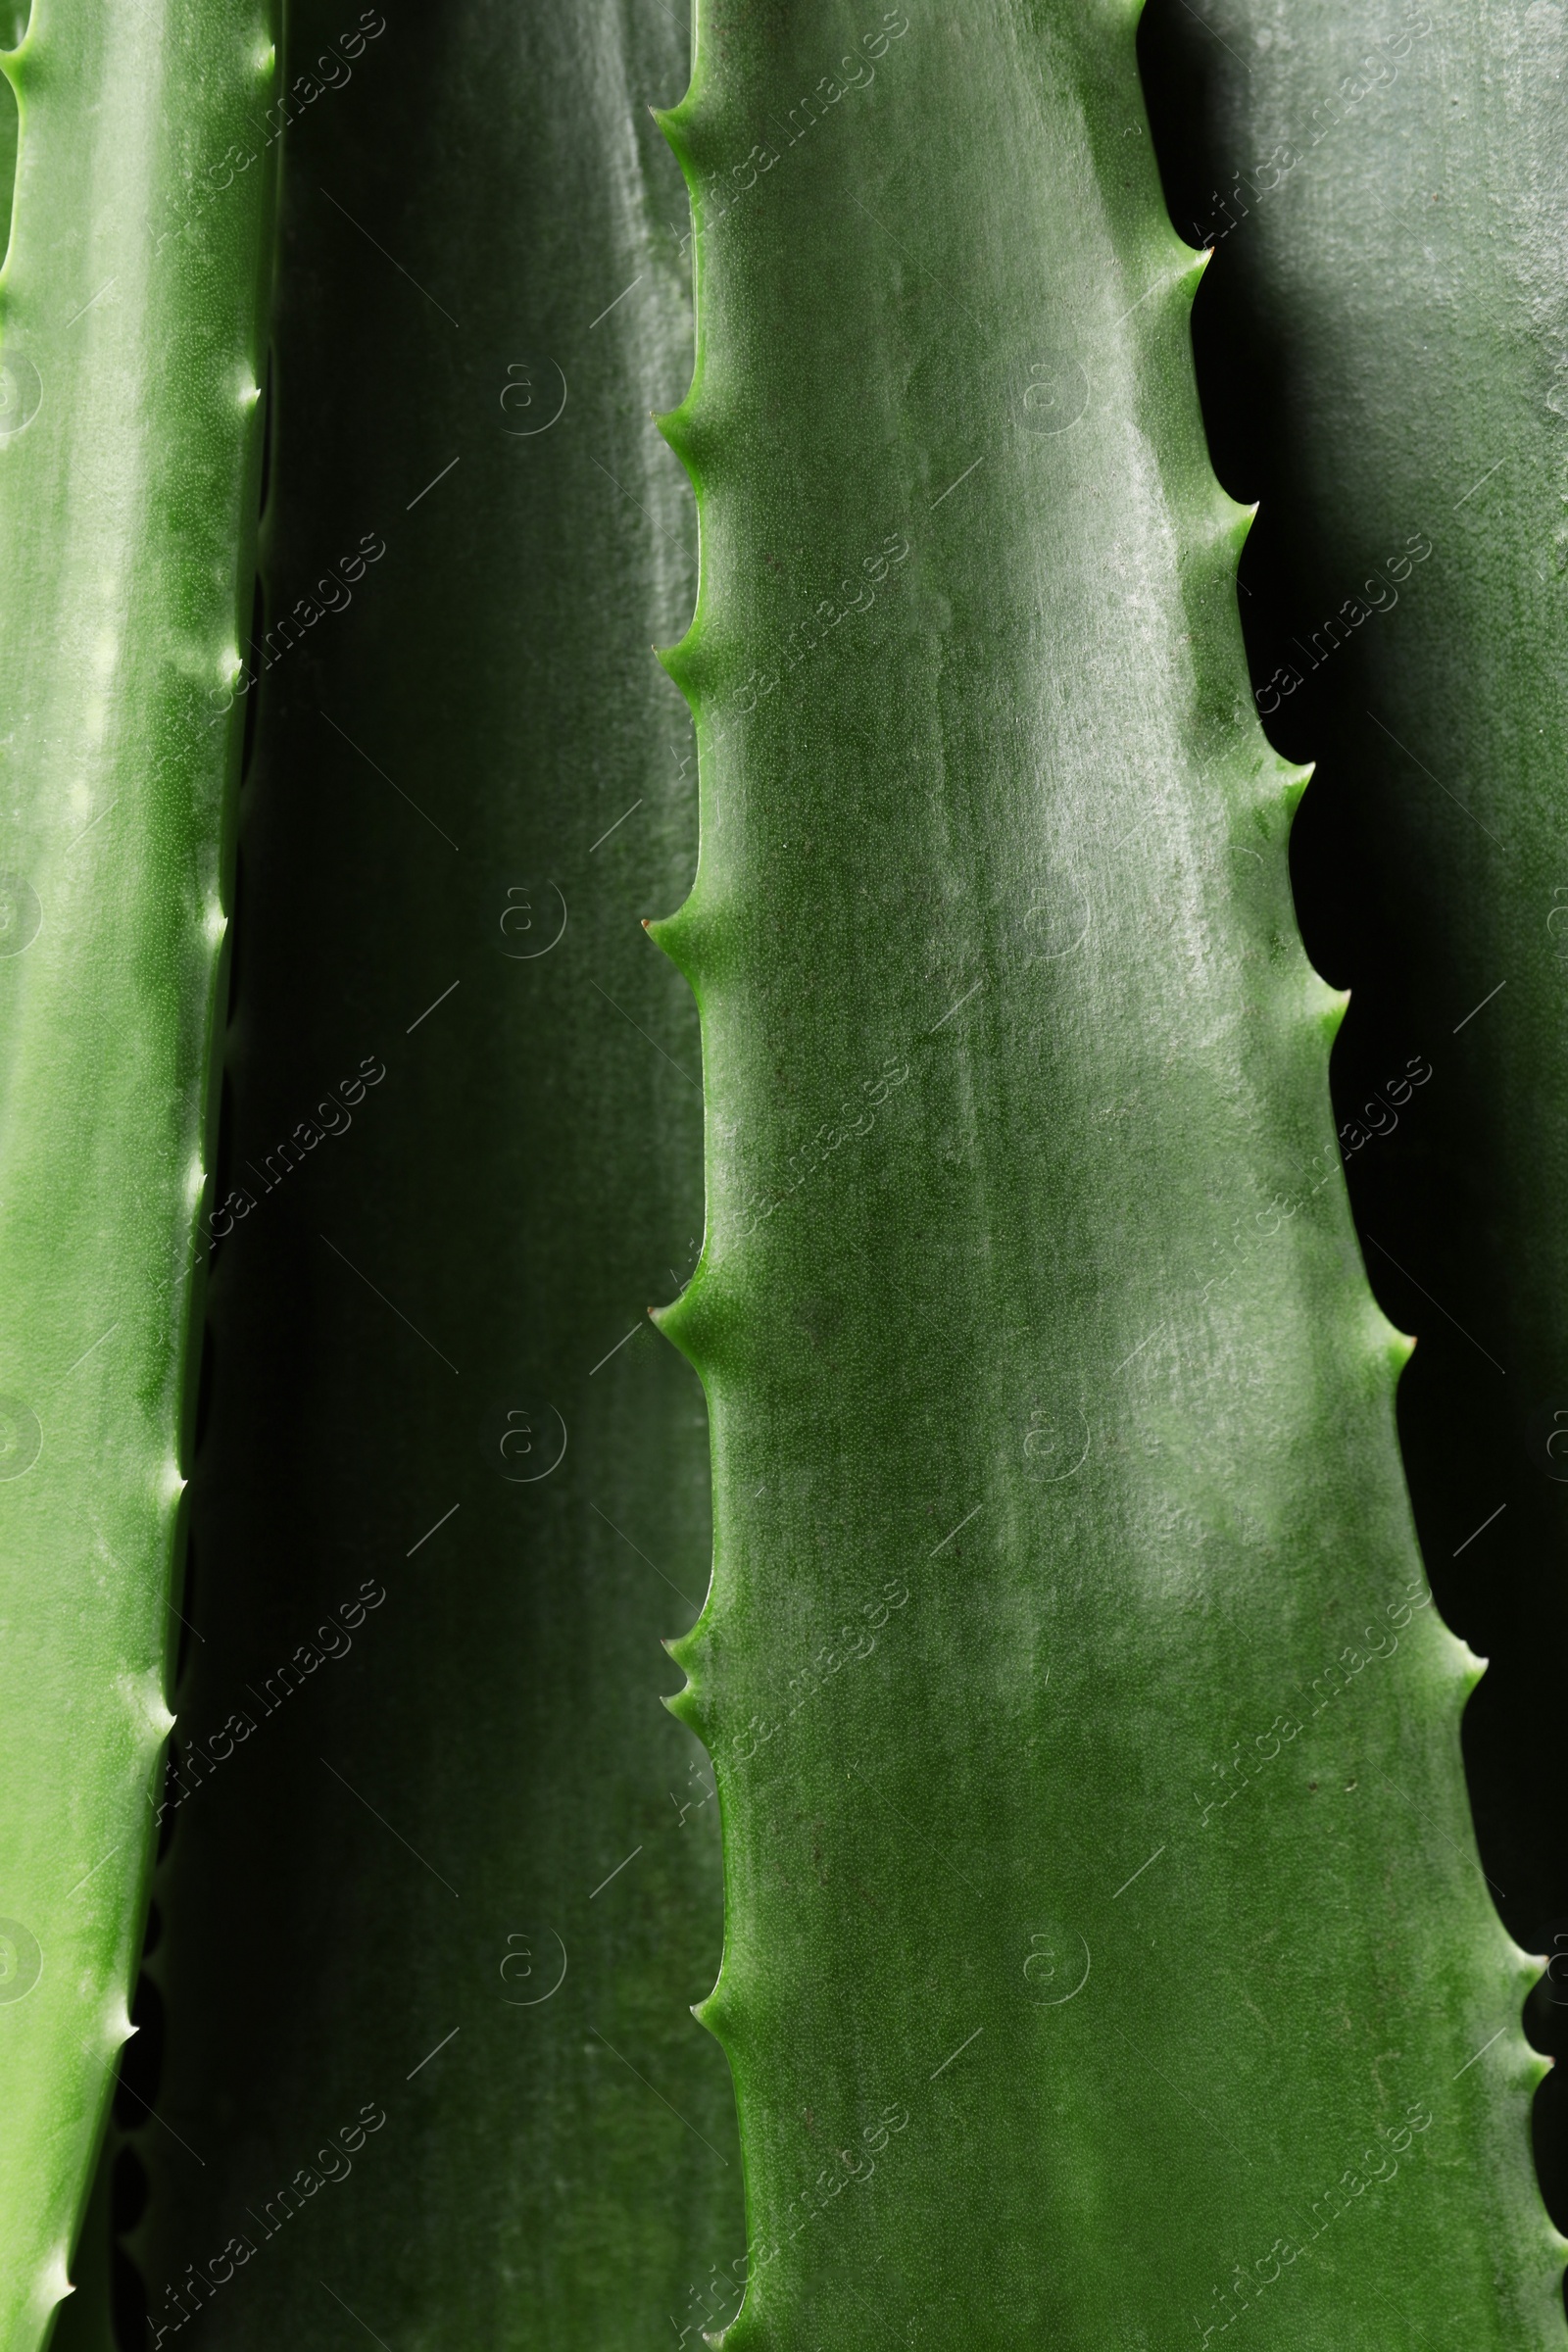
[1140, 0, 1568, 2016]
[13, 0, 1563, 2345]
[121, 2, 740, 2345]
[0, 3, 275, 2343]
[644, 1, 1559, 2343]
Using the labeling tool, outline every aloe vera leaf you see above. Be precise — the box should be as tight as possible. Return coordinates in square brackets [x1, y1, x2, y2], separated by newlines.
[124, 3, 739, 2343]
[1142, 0, 1568, 2013]
[648, 3, 1560, 2342]
[0, 3, 275, 2342]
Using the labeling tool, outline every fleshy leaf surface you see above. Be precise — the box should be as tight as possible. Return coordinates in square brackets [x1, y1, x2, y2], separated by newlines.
[124, 3, 741, 2346]
[0, 3, 275, 2343]
[651, 2, 1560, 2344]
[1141, 0, 1568, 2027]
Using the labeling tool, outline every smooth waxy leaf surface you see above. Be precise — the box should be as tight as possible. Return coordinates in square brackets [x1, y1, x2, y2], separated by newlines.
[652, 2, 1558, 2344]
[125, 4, 740, 2346]
[1141, 0, 1568, 2037]
[0, 4, 274, 2343]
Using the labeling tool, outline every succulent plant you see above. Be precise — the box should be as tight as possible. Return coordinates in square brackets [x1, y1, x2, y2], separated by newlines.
[120, 2, 739, 2346]
[0, 3, 274, 2341]
[1141, 0, 1568, 2016]
[3, 2, 1562, 2349]
[643, 3, 1555, 2343]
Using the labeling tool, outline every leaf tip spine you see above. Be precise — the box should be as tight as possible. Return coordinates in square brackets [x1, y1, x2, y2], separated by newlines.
[651, 97, 697, 169]
[1524, 2043, 1554, 2099]
[692, 1976, 731, 2039]
[644, 905, 698, 980]
[662, 1682, 704, 1739]
[653, 633, 697, 697]
[1280, 760, 1315, 819]
[1317, 982, 1351, 1044]
[653, 398, 697, 469]
[1179, 242, 1214, 298]
[666, 1614, 711, 1674]
[654, 615, 710, 708]
[34, 2251, 74, 2326]
[1225, 496, 1260, 554]
[650, 1282, 704, 1372]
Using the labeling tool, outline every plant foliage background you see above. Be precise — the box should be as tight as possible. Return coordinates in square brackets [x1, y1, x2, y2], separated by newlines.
[0, 1, 1562, 2348]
